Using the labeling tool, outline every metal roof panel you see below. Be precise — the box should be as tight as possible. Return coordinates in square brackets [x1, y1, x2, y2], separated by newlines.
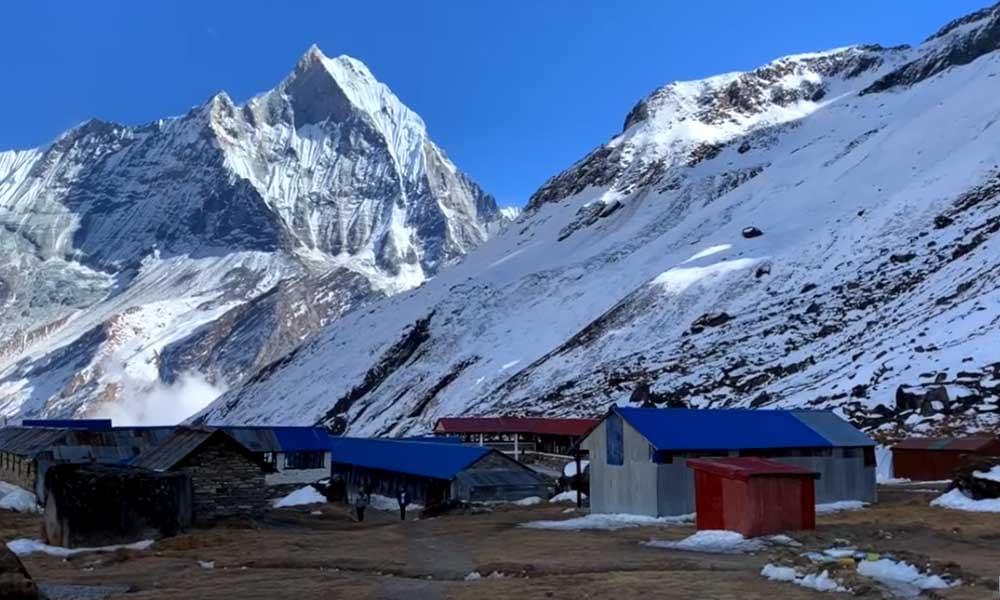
[329, 437, 490, 480]
[613, 407, 834, 451]
[791, 410, 875, 447]
[893, 436, 999, 451]
[686, 457, 820, 480]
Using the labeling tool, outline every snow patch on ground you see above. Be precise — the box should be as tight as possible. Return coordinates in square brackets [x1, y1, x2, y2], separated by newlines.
[857, 558, 956, 595]
[521, 512, 692, 531]
[645, 530, 764, 554]
[512, 496, 544, 506]
[816, 500, 868, 513]
[369, 493, 424, 512]
[761, 564, 848, 592]
[652, 258, 757, 295]
[930, 488, 1000, 512]
[464, 570, 506, 581]
[273, 485, 326, 508]
[7, 538, 154, 557]
[549, 490, 587, 503]
[0, 482, 40, 513]
[879, 477, 914, 485]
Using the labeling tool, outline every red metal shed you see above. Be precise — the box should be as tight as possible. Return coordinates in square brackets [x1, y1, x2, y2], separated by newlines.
[687, 457, 819, 537]
[891, 437, 1000, 481]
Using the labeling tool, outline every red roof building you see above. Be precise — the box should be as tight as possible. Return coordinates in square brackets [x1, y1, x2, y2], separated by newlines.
[891, 436, 1000, 481]
[687, 457, 819, 537]
[433, 417, 599, 457]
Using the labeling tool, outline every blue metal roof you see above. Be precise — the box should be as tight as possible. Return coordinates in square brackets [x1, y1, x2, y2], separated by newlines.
[215, 426, 331, 453]
[790, 410, 875, 447]
[270, 427, 331, 452]
[329, 437, 491, 480]
[614, 407, 871, 451]
[398, 435, 464, 444]
[22, 419, 112, 430]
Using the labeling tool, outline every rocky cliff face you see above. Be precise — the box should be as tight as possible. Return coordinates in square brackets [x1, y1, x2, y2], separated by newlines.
[203, 3, 1000, 439]
[0, 47, 509, 422]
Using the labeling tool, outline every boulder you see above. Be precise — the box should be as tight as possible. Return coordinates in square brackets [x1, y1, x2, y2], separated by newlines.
[894, 384, 949, 415]
[0, 538, 40, 600]
[741, 226, 763, 239]
[629, 382, 656, 407]
[690, 312, 732, 333]
[952, 456, 1000, 500]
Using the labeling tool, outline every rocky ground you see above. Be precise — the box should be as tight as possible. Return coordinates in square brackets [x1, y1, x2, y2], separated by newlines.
[2, 485, 998, 599]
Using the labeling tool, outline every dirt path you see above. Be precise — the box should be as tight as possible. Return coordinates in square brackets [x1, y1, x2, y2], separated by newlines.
[2, 489, 998, 598]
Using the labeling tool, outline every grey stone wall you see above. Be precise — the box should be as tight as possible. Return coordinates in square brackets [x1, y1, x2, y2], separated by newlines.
[175, 439, 268, 523]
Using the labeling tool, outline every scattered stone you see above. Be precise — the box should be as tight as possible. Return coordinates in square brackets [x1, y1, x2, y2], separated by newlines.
[817, 324, 840, 337]
[690, 312, 733, 333]
[741, 226, 763, 239]
[933, 214, 954, 229]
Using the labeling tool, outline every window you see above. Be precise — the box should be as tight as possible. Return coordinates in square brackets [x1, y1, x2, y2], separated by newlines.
[863, 446, 876, 467]
[606, 414, 623, 466]
[284, 451, 326, 470]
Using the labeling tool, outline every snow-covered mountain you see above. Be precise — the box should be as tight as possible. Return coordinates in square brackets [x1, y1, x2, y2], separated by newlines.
[0, 46, 509, 423]
[202, 3, 1000, 439]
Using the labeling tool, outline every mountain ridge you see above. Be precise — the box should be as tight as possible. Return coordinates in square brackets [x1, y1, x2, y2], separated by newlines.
[202, 3, 1000, 440]
[0, 46, 510, 423]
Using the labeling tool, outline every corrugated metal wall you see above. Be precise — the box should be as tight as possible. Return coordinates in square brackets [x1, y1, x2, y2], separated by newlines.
[778, 454, 876, 504]
[892, 449, 968, 481]
[653, 453, 874, 516]
[582, 420, 659, 515]
[656, 460, 697, 516]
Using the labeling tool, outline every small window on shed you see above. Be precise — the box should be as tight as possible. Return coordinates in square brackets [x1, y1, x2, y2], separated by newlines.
[863, 446, 875, 467]
[606, 413, 624, 466]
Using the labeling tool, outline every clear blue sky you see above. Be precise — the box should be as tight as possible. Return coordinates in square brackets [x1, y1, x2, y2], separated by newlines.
[1, 1, 988, 206]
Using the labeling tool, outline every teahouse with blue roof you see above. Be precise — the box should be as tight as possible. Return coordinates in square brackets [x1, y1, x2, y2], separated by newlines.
[329, 437, 553, 508]
[580, 406, 876, 517]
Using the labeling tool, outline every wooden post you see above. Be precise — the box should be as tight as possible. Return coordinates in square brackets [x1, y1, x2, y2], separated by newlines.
[514, 434, 520, 460]
[479, 433, 484, 447]
[575, 449, 583, 509]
